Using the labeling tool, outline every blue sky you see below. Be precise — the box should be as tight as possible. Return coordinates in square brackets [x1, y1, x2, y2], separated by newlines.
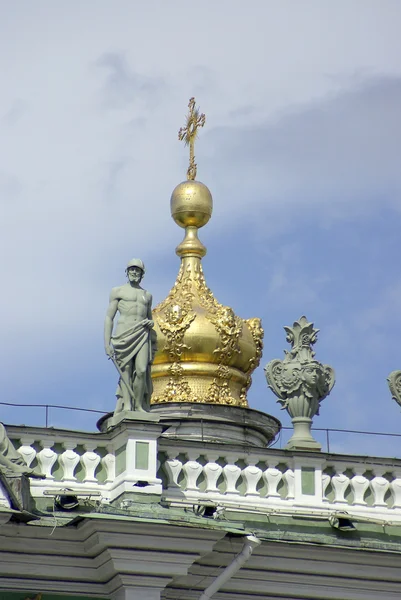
[0, 1, 401, 456]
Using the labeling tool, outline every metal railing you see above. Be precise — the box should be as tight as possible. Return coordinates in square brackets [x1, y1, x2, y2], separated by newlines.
[1, 401, 400, 455]
[0, 401, 107, 428]
[275, 426, 401, 454]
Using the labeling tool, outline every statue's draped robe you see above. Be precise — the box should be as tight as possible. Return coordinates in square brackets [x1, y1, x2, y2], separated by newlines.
[0, 423, 27, 474]
[112, 318, 156, 411]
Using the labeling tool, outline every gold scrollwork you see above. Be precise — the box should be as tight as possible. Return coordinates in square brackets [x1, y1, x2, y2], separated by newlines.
[207, 365, 237, 405]
[208, 306, 242, 362]
[239, 318, 264, 404]
[152, 363, 196, 404]
[193, 264, 221, 314]
[154, 263, 194, 314]
[158, 303, 196, 360]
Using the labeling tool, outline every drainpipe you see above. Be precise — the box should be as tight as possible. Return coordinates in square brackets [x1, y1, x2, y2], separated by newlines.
[199, 535, 261, 600]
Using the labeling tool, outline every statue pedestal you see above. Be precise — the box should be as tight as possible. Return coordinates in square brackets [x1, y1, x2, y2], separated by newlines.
[286, 417, 321, 451]
[97, 410, 160, 433]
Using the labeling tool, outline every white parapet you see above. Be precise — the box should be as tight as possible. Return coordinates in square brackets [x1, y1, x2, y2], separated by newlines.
[5, 424, 401, 524]
[158, 440, 401, 525]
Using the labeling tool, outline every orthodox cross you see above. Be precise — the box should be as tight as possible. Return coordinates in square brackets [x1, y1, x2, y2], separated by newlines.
[178, 97, 206, 180]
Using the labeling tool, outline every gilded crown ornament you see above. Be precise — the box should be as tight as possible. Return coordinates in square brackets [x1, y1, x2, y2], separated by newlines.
[150, 98, 263, 407]
[265, 316, 335, 450]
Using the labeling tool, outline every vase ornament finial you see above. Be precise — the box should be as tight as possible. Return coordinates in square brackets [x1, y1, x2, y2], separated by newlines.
[265, 316, 335, 451]
[388, 370, 401, 409]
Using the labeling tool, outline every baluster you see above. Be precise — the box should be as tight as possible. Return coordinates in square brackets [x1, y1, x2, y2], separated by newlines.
[183, 453, 203, 492]
[371, 469, 390, 508]
[331, 470, 350, 505]
[0, 480, 10, 508]
[59, 442, 80, 483]
[350, 470, 369, 506]
[223, 460, 241, 496]
[81, 444, 101, 484]
[101, 446, 115, 483]
[18, 437, 36, 468]
[204, 453, 222, 493]
[390, 473, 401, 508]
[243, 458, 262, 497]
[37, 439, 57, 480]
[283, 468, 295, 500]
[263, 461, 282, 499]
[164, 451, 183, 490]
[322, 472, 331, 503]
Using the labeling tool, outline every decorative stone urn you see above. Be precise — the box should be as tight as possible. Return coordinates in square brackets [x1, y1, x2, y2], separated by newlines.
[265, 316, 335, 451]
[388, 370, 401, 409]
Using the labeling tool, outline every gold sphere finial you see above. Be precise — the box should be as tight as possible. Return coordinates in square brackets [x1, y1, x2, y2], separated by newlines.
[170, 180, 212, 229]
[172, 98, 212, 258]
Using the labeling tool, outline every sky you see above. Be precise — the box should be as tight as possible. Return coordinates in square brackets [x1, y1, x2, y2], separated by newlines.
[0, 1, 401, 457]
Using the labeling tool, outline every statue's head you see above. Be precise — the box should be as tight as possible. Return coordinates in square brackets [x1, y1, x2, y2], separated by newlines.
[126, 258, 145, 283]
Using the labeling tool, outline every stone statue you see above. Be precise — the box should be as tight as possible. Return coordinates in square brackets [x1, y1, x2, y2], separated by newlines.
[265, 316, 335, 450]
[105, 259, 157, 414]
[0, 423, 37, 477]
[388, 370, 401, 409]
[0, 422, 43, 513]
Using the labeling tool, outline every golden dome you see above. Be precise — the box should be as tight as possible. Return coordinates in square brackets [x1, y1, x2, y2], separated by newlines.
[150, 98, 263, 407]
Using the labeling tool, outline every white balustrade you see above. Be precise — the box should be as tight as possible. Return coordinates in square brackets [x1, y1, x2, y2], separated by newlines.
[81, 444, 101, 483]
[263, 461, 282, 499]
[350, 471, 370, 506]
[321, 472, 331, 503]
[182, 453, 203, 492]
[371, 469, 390, 508]
[243, 461, 262, 497]
[223, 462, 241, 496]
[390, 475, 401, 508]
[18, 437, 36, 468]
[101, 448, 116, 484]
[59, 442, 80, 482]
[164, 451, 183, 490]
[283, 468, 295, 500]
[37, 440, 57, 479]
[204, 454, 222, 493]
[331, 471, 350, 505]
[5, 430, 401, 524]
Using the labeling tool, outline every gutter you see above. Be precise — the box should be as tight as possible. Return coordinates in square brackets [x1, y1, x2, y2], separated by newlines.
[198, 534, 261, 600]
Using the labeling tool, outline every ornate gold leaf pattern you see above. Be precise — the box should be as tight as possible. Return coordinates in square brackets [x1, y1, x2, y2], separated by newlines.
[157, 304, 196, 360]
[207, 364, 237, 405]
[152, 260, 263, 407]
[152, 362, 196, 403]
[208, 306, 242, 362]
[155, 263, 194, 313]
[239, 318, 264, 404]
[193, 264, 221, 313]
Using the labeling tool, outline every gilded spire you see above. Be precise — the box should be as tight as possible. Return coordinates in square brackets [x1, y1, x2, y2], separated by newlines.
[150, 98, 264, 408]
[178, 97, 206, 181]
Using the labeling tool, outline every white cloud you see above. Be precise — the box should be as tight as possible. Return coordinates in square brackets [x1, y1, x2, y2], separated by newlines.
[0, 2, 401, 449]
